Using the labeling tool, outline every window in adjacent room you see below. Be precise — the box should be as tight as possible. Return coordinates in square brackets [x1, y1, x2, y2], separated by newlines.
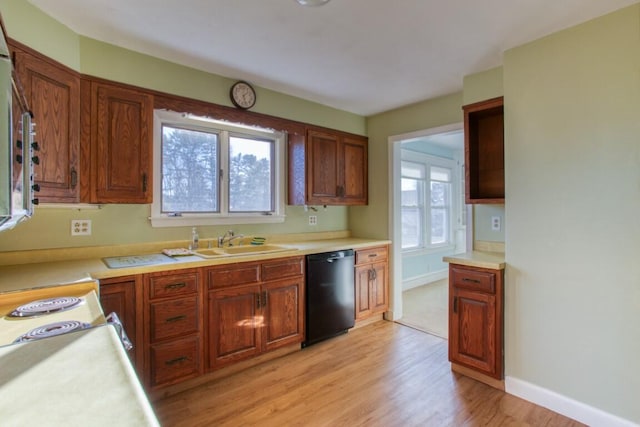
[150, 110, 285, 227]
[401, 151, 455, 251]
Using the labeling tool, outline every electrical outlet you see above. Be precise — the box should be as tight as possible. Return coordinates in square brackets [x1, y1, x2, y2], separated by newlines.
[308, 215, 317, 226]
[71, 219, 92, 236]
[491, 216, 501, 231]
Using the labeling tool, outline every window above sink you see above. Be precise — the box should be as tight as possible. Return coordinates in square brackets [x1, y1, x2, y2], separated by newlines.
[150, 110, 286, 227]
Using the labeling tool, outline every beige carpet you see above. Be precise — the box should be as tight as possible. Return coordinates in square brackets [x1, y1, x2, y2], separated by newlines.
[397, 279, 448, 339]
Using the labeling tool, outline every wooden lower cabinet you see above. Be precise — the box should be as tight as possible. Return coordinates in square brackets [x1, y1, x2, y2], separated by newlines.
[355, 246, 389, 320]
[143, 268, 204, 390]
[99, 275, 140, 368]
[207, 257, 304, 371]
[448, 264, 504, 380]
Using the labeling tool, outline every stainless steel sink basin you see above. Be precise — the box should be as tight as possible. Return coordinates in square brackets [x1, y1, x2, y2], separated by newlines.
[193, 244, 294, 258]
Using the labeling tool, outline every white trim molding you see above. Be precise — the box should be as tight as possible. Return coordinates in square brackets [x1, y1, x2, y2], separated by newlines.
[402, 270, 448, 291]
[505, 377, 639, 427]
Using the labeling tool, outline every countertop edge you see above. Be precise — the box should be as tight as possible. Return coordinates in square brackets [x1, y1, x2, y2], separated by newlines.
[443, 251, 506, 270]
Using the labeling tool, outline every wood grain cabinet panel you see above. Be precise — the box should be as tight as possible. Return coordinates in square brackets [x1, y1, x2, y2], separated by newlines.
[89, 81, 153, 203]
[99, 275, 140, 368]
[289, 128, 368, 206]
[448, 264, 503, 379]
[11, 44, 80, 203]
[208, 284, 262, 369]
[207, 256, 304, 371]
[143, 268, 203, 391]
[355, 246, 389, 321]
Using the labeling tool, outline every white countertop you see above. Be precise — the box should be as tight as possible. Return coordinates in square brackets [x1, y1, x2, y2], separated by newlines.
[0, 325, 159, 426]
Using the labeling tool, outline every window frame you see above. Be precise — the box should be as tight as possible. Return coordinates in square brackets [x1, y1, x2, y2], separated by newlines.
[400, 150, 457, 253]
[150, 110, 286, 227]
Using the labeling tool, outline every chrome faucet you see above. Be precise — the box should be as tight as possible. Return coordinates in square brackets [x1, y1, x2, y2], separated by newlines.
[218, 230, 244, 247]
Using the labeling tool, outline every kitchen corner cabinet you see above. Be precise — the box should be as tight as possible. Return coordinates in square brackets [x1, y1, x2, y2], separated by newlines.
[84, 80, 153, 203]
[355, 246, 389, 320]
[142, 269, 203, 390]
[463, 97, 504, 204]
[207, 257, 304, 370]
[10, 43, 81, 203]
[288, 128, 368, 206]
[99, 275, 141, 368]
[448, 264, 504, 379]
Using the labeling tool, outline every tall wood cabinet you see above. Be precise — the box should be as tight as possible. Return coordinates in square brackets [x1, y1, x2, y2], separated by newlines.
[10, 41, 81, 203]
[289, 128, 368, 206]
[463, 97, 504, 204]
[448, 263, 504, 380]
[355, 246, 389, 320]
[84, 80, 153, 203]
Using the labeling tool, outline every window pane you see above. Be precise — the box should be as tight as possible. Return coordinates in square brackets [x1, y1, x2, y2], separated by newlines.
[229, 136, 273, 212]
[431, 166, 451, 182]
[162, 126, 218, 213]
[401, 178, 420, 206]
[402, 206, 421, 249]
[431, 207, 448, 245]
[431, 181, 450, 207]
[402, 160, 425, 179]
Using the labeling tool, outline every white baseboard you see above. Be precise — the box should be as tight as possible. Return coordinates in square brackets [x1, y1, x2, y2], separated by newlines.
[402, 270, 448, 291]
[505, 376, 639, 427]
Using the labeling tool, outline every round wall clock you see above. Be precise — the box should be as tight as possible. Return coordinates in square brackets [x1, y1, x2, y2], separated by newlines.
[230, 81, 256, 110]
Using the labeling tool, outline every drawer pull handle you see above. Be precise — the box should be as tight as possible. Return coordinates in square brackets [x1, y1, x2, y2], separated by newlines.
[165, 356, 188, 366]
[165, 315, 187, 323]
[462, 278, 481, 284]
[165, 282, 187, 290]
[368, 254, 377, 258]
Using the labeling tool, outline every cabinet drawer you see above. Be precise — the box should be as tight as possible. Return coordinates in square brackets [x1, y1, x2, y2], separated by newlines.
[450, 266, 496, 294]
[356, 246, 388, 265]
[262, 257, 304, 281]
[150, 336, 201, 387]
[149, 272, 198, 299]
[150, 296, 199, 342]
[208, 263, 260, 289]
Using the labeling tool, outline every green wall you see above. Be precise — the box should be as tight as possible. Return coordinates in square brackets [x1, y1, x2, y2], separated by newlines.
[352, 92, 463, 239]
[504, 4, 640, 422]
[0, 1, 363, 252]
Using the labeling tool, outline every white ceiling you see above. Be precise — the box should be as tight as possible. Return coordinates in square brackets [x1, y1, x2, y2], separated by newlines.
[29, 0, 639, 116]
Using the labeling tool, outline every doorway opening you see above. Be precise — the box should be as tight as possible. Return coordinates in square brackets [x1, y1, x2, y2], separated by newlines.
[388, 123, 471, 339]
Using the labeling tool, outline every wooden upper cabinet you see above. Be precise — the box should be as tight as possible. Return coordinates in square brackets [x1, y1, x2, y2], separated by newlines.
[88, 81, 153, 203]
[289, 128, 368, 206]
[464, 97, 504, 204]
[11, 44, 80, 203]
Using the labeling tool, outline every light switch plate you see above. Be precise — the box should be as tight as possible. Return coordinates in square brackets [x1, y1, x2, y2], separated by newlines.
[309, 215, 317, 226]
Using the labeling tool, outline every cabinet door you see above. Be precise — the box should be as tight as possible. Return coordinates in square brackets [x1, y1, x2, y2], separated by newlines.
[14, 50, 80, 203]
[449, 287, 498, 376]
[355, 265, 373, 320]
[208, 285, 262, 370]
[99, 276, 138, 366]
[340, 136, 367, 204]
[92, 82, 152, 203]
[263, 278, 304, 352]
[369, 261, 388, 314]
[307, 130, 340, 203]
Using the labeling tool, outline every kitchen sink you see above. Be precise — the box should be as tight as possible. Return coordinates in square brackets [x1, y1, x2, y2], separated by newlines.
[193, 244, 294, 258]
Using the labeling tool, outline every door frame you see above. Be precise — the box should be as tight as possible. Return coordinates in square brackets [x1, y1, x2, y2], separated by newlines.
[387, 122, 470, 321]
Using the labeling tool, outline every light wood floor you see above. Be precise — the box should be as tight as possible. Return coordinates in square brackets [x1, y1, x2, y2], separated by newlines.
[153, 321, 583, 427]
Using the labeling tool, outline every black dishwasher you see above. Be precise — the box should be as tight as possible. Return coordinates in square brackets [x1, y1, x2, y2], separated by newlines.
[303, 249, 355, 347]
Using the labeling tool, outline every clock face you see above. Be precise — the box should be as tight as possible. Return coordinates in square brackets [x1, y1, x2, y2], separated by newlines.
[230, 81, 256, 109]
